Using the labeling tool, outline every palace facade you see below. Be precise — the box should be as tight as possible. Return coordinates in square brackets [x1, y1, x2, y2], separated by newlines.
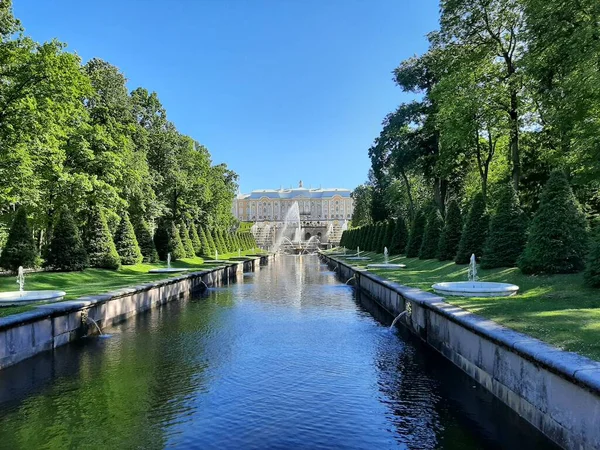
[233, 181, 353, 225]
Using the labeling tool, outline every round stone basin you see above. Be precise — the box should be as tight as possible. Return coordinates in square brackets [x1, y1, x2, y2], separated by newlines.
[148, 268, 190, 273]
[366, 263, 406, 270]
[0, 290, 66, 306]
[345, 256, 371, 261]
[432, 281, 519, 297]
[203, 260, 231, 264]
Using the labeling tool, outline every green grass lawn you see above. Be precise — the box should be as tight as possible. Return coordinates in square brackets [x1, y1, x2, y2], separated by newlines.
[328, 249, 600, 361]
[0, 250, 267, 319]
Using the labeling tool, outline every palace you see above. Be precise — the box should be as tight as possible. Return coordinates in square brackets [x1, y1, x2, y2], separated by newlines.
[233, 181, 353, 248]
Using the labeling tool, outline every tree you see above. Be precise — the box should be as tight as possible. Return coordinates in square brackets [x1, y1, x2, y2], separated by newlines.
[134, 218, 158, 263]
[154, 219, 186, 261]
[189, 223, 202, 256]
[85, 207, 121, 270]
[405, 209, 426, 258]
[350, 184, 373, 226]
[584, 234, 600, 288]
[197, 225, 210, 256]
[205, 227, 217, 256]
[519, 171, 588, 274]
[179, 222, 196, 258]
[437, 201, 462, 261]
[0, 207, 39, 271]
[114, 212, 143, 265]
[455, 193, 488, 264]
[419, 208, 443, 259]
[390, 216, 408, 255]
[45, 206, 88, 271]
[481, 185, 527, 268]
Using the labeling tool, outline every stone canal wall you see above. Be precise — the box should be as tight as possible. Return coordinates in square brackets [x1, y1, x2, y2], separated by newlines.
[321, 253, 600, 450]
[0, 255, 272, 371]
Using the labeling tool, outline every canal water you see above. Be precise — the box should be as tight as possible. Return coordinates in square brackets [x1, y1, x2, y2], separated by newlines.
[0, 256, 557, 449]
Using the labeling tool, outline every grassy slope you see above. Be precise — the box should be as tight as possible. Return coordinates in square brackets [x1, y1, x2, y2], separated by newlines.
[331, 250, 600, 361]
[0, 250, 266, 318]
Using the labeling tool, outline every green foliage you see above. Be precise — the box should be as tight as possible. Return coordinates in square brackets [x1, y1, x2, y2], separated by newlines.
[519, 171, 589, 274]
[437, 201, 462, 261]
[197, 225, 210, 256]
[114, 212, 143, 265]
[455, 193, 489, 264]
[189, 223, 202, 256]
[481, 185, 527, 269]
[584, 235, 600, 287]
[179, 222, 196, 258]
[419, 208, 443, 259]
[45, 206, 88, 271]
[405, 209, 426, 258]
[133, 218, 158, 263]
[0, 207, 39, 271]
[205, 227, 217, 256]
[374, 223, 386, 253]
[154, 219, 186, 261]
[390, 216, 408, 255]
[84, 207, 121, 270]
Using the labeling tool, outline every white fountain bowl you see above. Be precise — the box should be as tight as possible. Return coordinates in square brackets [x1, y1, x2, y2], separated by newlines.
[366, 263, 406, 270]
[148, 268, 190, 273]
[431, 281, 519, 297]
[345, 256, 371, 261]
[0, 290, 66, 306]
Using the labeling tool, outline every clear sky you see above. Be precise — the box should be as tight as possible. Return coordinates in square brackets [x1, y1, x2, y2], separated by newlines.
[16, 0, 439, 193]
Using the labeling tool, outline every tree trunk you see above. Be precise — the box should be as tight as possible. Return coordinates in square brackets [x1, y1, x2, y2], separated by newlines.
[398, 167, 414, 220]
[510, 91, 520, 191]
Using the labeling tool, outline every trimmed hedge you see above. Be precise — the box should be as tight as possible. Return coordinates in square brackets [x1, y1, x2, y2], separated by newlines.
[437, 200, 462, 261]
[154, 219, 186, 261]
[419, 208, 443, 259]
[114, 212, 143, 265]
[0, 206, 39, 271]
[390, 216, 408, 255]
[85, 207, 121, 270]
[45, 206, 88, 271]
[134, 217, 159, 263]
[584, 233, 600, 287]
[519, 171, 589, 274]
[481, 185, 527, 269]
[455, 193, 488, 264]
[405, 209, 426, 258]
[190, 223, 202, 256]
[179, 222, 196, 258]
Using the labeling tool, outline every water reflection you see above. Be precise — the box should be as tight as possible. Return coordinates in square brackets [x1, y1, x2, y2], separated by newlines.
[0, 256, 557, 449]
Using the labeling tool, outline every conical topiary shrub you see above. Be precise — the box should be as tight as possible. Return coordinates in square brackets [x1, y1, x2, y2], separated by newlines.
[45, 206, 88, 271]
[134, 217, 159, 263]
[205, 227, 217, 256]
[419, 208, 443, 259]
[375, 223, 386, 253]
[85, 207, 121, 270]
[481, 185, 527, 269]
[405, 209, 426, 258]
[197, 225, 210, 256]
[382, 221, 395, 253]
[179, 222, 196, 258]
[455, 193, 488, 264]
[190, 222, 202, 256]
[390, 216, 408, 255]
[437, 200, 462, 261]
[154, 219, 186, 261]
[519, 171, 589, 274]
[584, 233, 600, 287]
[0, 206, 39, 271]
[114, 212, 143, 265]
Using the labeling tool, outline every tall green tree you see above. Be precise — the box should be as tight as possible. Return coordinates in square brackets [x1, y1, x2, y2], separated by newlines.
[519, 171, 589, 274]
[455, 193, 488, 264]
[437, 200, 462, 261]
[114, 212, 143, 265]
[85, 207, 121, 270]
[0, 207, 39, 271]
[44, 206, 88, 271]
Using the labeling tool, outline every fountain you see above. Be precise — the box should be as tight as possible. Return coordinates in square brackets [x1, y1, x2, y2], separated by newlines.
[272, 201, 302, 253]
[204, 250, 229, 264]
[149, 253, 190, 273]
[0, 266, 66, 306]
[432, 254, 519, 297]
[367, 247, 406, 270]
[345, 247, 370, 261]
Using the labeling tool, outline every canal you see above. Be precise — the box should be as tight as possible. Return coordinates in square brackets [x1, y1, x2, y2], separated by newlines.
[0, 255, 557, 449]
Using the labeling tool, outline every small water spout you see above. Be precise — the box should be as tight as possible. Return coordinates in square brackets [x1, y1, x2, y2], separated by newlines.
[16, 266, 24, 297]
[390, 310, 407, 329]
[384, 247, 389, 265]
[357, 247, 360, 257]
[215, 250, 219, 261]
[167, 253, 171, 270]
[199, 280, 209, 290]
[238, 249, 241, 257]
[345, 275, 355, 285]
[87, 317, 104, 335]
[468, 253, 478, 281]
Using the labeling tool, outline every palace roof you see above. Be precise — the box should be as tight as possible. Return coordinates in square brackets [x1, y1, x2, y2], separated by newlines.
[238, 187, 351, 200]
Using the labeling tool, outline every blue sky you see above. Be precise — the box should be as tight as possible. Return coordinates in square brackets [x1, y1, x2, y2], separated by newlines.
[16, 0, 439, 193]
